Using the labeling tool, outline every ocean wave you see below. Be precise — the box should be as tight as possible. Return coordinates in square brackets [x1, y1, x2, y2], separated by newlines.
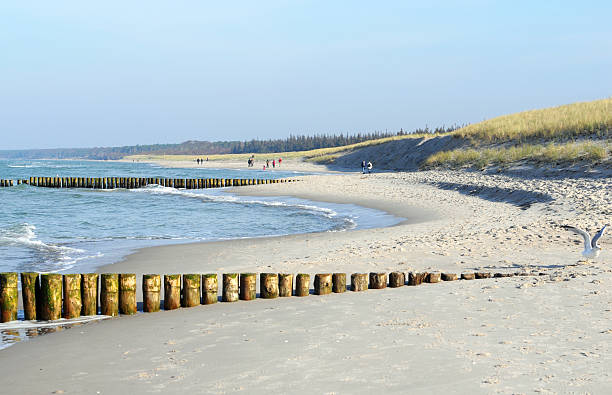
[130, 184, 342, 219]
[0, 223, 84, 254]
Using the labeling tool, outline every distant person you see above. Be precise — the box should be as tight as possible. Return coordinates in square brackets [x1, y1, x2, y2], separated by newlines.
[278, 157, 282, 167]
[272, 159, 275, 168]
[206, 157, 209, 161]
[263, 165, 266, 170]
[361, 160, 366, 174]
[197, 158, 200, 165]
[367, 161, 373, 174]
[266, 159, 270, 168]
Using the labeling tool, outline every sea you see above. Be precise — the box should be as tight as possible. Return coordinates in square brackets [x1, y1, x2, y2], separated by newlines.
[0, 159, 401, 275]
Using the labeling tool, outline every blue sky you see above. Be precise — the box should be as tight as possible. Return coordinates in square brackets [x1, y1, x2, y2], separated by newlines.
[1, 1, 611, 149]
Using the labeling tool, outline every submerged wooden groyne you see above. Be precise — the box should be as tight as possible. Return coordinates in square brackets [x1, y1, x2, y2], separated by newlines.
[0, 177, 294, 189]
[0, 270, 531, 323]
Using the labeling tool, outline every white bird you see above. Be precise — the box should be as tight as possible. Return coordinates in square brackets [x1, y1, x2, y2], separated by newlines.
[563, 224, 608, 260]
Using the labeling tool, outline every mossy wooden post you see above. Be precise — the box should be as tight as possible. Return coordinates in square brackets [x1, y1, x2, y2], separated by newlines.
[351, 273, 368, 291]
[441, 273, 458, 281]
[0, 273, 18, 322]
[295, 273, 310, 297]
[119, 274, 137, 315]
[239, 273, 257, 301]
[100, 274, 119, 316]
[461, 273, 475, 280]
[21, 272, 39, 320]
[389, 272, 405, 288]
[475, 272, 492, 279]
[63, 274, 82, 319]
[143, 274, 161, 312]
[202, 274, 218, 304]
[314, 273, 332, 295]
[260, 273, 279, 299]
[164, 274, 181, 310]
[332, 273, 346, 293]
[408, 272, 428, 286]
[40, 273, 62, 320]
[222, 273, 239, 302]
[81, 274, 98, 316]
[182, 274, 201, 307]
[369, 272, 387, 289]
[278, 273, 293, 297]
[426, 273, 441, 283]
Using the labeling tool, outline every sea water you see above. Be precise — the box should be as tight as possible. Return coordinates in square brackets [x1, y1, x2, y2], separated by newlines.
[0, 159, 401, 274]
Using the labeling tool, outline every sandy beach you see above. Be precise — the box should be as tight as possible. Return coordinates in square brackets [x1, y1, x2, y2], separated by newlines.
[0, 165, 610, 394]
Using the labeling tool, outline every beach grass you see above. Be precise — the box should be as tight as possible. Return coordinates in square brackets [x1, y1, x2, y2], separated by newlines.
[423, 141, 611, 168]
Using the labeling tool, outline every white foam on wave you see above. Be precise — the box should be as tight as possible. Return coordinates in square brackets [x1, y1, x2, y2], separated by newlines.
[0, 223, 84, 254]
[130, 184, 348, 222]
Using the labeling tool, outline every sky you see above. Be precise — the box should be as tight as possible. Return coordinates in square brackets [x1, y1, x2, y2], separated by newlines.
[1, 1, 611, 150]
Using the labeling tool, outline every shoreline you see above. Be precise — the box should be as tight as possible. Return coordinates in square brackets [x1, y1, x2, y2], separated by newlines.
[1, 168, 610, 393]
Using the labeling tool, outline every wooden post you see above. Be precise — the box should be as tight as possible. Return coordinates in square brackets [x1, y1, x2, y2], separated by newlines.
[222, 273, 239, 302]
[239, 273, 257, 301]
[475, 272, 492, 279]
[369, 272, 387, 289]
[0, 273, 18, 322]
[40, 273, 62, 320]
[278, 273, 293, 297]
[314, 273, 332, 295]
[426, 273, 441, 283]
[461, 273, 475, 280]
[494, 273, 513, 278]
[182, 274, 201, 307]
[119, 274, 137, 315]
[100, 274, 119, 316]
[202, 274, 218, 304]
[260, 273, 279, 299]
[351, 273, 368, 291]
[63, 274, 82, 319]
[332, 273, 346, 293]
[142, 274, 161, 312]
[164, 274, 181, 310]
[20, 272, 39, 320]
[408, 272, 428, 286]
[295, 273, 310, 297]
[81, 274, 98, 316]
[441, 273, 458, 281]
[389, 272, 405, 288]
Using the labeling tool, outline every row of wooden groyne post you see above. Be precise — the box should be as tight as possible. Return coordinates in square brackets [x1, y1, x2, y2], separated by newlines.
[0, 177, 294, 189]
[0, 271, 518, 322]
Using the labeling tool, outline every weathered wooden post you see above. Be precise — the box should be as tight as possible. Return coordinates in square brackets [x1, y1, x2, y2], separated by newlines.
[40, 273, 62, 320]
[441, 273, 458, 281]
[81, 274, 98, 315]
[426, 273, 441, 283]
[295, 273, 310, 297]
[369, 272, 387, 289]
[314, 273, 332, 295]
[475, 272, 492, 279]
[0, 273, 18, 322]
[461, 273, 475, 280]
[408, 272, 428, 286]
[332, 273, 346, 293]
[260, 273, 279, 299]
[20, 272, 39, 320]
[100, 274, 119, 316]
[63, 274, 82, 319]
[351, 273, 368, 291]
[202, 274, 218, 304]
[278, 273, 293, 297]
[119, 273, 137, 315]
[222, 273, 239, 302]
[182, 274, 201, 307]
[239, 273, 257, 301]
[164, 274, 181, 310]
[389, 272, 405, 288]
[142, 274, 161, 312]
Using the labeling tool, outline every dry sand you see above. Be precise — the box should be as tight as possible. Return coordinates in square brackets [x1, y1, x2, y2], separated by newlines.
[0, 167, 610, 394]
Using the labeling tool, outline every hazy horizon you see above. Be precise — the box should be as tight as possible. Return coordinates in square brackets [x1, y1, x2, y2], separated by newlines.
[2, 1, 611, 150]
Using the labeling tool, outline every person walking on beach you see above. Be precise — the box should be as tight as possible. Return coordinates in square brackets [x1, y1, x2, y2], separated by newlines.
[278, 157, 282, 167]
[266, 159, 270, 168]
[361, 160, 366, 174]
[272, 159, 276, 168]
[367, 161, 373, 173]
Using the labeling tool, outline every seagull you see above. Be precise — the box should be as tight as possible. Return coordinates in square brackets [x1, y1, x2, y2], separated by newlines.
[563, 224, 608, 260]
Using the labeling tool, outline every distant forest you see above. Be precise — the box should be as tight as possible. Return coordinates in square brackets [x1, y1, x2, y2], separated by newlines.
[0, 126, 461, 160]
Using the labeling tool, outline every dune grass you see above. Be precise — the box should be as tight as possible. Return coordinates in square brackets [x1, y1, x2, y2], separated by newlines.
[423, 141, 610, 169]
[452, 98, 612, 144]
